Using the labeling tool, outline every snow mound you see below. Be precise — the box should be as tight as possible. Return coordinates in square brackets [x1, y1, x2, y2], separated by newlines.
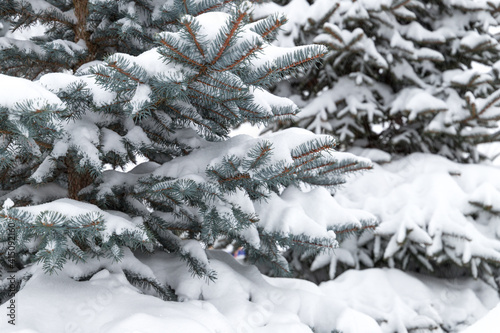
[462, 303, 500, 333]
[1, 251, 496, 333]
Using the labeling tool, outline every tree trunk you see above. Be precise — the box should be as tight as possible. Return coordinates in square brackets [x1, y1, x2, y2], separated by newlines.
[66, 157, 93, 200]
[73, 0, 97, 68]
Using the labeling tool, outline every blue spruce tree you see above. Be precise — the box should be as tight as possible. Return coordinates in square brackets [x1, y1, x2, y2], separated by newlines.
[0, 0, 376, 304]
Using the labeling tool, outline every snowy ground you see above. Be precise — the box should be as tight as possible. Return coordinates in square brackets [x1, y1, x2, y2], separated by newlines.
[462, 303, 500, 332]
[1, 250, 498, 333]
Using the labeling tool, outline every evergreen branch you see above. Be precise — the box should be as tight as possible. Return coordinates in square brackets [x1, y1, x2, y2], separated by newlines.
[248, 143, 272, 170]
[219, 103, 239, 119]
[249, 68, 273, 85]
[238, 107, 259, 115]
[108, 62, 145, 84]
[261, 18, 286, 40]
[291, 143, 335, 160]
[478, 91, 500, 117]
[195, 0, 234, 16]
[192, 102, 230, 120]
[158, 38, 204, 67]
[291, 239, 334, 248]
[181, 20, 205, 58]
[319, 162, 371, 175]
[323, 25, 342, 43]
[334, 224, 377, 235]
[123, 269, 177, 301]
[294, 156, 318, 169]
[267, 166, 293, 182]
[391, 0, 411, 10]
[254, 236, 291, 275]
[216, 45, 262, 72]
[210, 169, 250, 183]
[166, 104, 212, 131]
[277, 53, 326, 74]
[460, 90, 500, 123]
[187, 86, 218, 101]
[205, 73, 243, 91]
[211, 10, 247, 65]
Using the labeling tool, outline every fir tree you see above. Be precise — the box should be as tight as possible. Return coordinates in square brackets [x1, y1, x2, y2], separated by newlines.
[255, 0, 500, 291]
[258, 0, 500, 163]
[0, 0, 375, 302]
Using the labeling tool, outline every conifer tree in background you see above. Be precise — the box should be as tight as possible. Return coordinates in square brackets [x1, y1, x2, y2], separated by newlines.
[255, 0, 500, 289]
[0, 0, 376, 304]
[259, 0, 500, 162]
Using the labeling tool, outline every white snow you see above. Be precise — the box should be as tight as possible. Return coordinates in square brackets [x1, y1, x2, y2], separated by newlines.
[0, 74, 64, 110]
[460, 31, 496, 50]
[256, 186, 374, 239]
[320, 268, 498, 332]
[15, 198, 147, 241]
[462, 304, 500, 333]
[332, 153, 500, 284]
[2, 2, 500, 333]
[38, 73, 116, 106]
[390, 88, 448, 121]
[402, 22, 446, 44]
[1, 252, 496, 333]
[193, 12, 230, 38]
[348, 147, 391, 164]
[129, 84, 152, 115]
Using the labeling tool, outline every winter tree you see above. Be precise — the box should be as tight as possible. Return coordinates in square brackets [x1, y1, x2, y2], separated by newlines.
[254, 0, 500, 294]
[257, 0, 500, 162]
[0, 0, 376, 316]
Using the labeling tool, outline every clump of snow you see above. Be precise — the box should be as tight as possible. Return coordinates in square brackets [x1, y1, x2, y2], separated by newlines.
[348, 147, 391, 164]
[390, 89, 448, 121]
[38, 73, 116, 106]
[256, 186, 374, 240]
[319, 268, 498, 332]
[0, 74, 64, 110]
[460, 31, 496, 51]
[2, 198, 14, 210]
[193, 12, 230, 38]
[16, 198, 147, 241]
[402, 21, 446, 43]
